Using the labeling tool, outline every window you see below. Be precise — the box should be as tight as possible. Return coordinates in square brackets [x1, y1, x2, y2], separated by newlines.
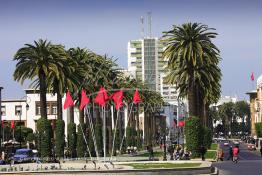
[15, 105, 22, 115]
[52, 106, 57, 115]
[1, 106, 6, 116]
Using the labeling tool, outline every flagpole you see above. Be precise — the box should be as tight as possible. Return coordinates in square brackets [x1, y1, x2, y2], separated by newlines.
[119, 102, 134, 153]
[103, 106, 106, 162]
[110, 108, 120, 161]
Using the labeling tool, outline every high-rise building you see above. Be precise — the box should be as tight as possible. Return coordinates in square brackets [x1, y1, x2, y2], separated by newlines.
[127, 37, 178, 102]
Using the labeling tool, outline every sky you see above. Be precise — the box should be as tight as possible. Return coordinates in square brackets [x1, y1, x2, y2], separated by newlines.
[0, 0, 261, 100]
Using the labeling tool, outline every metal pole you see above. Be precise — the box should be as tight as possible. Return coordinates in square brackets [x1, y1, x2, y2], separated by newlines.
[103, 106, 106, 162]
[0, 87, 3, 154]
[19, 111, 22, 149]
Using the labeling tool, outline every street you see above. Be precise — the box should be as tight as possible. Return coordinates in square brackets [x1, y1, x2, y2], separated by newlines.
[213, 140, 262, 175]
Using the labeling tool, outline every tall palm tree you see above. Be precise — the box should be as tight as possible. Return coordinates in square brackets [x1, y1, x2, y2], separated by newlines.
[14, 39, 65, 119]
[162, 23, 221, 120]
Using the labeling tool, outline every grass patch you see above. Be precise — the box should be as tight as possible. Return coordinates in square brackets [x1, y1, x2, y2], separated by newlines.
[123, 163, 201, 169]
[210, 143, 218, 150]
[205, 150, 217, 159]
[137, 151, 163, 157]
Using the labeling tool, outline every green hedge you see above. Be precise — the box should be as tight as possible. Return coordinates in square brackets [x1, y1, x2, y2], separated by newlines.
[37, 118, 52, 158]
[185, 116, 203, 157]
[203, 126, 212, 149]
[55, 119, 65, 158]
[77, 123, 87, 157]
[67, 122, 77, 158]
[255, 122, 262, 137]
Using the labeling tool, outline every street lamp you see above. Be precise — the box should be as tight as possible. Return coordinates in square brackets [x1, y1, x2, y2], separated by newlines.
[18, 110, 22, 149]
[0, 87, 3, 153]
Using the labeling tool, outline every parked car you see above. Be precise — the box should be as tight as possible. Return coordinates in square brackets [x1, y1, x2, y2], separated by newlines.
[11, 149, 34, 164]
[247, 144, 256, 151]
[223, 141, 230, 146]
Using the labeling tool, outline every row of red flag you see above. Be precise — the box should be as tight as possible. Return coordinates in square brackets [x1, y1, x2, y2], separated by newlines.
[1, 120, 15, 129]
[64, 87, 142, 110]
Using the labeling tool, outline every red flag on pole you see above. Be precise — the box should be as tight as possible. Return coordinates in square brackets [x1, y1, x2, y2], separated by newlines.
[63, 91, 74, 109]
[11, 120, 15, 129]
[94, 86, 109, 107]
[133, 89, 142, 104]
[111, 90, 124, 110]
[80, 89, 90, 110]
[251, 72, 254, 81]
[178, 121, 185, 127]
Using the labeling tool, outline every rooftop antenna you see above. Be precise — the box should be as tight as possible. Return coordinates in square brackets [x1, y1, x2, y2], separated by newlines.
[140, 16, 144, 39]
[147, 11, 152, 38]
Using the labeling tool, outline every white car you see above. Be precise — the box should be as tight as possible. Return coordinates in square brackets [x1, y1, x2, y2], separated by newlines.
[223, 141, 229, 146]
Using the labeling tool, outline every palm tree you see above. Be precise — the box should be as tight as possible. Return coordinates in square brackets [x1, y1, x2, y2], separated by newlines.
[14, 39, 64, 119]
[162, 23, 221, 120]
[13, 39, 66, 158]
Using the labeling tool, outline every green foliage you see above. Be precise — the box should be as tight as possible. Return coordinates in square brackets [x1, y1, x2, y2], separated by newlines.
[126, 127, 132, 146]
[26, 133, 35, 142]
[55, 119, 65, 158]
[77, 123, 87, 157]
[112, 129, 120, 155]
[210, 143, 218, 150]
[14, 126, 33, 143]
[185, 116, 203, 157]
[203, 127, 212, 149]
[87, 128, 96, 157]
[255, 123, 262, 137]
[37, 118, 52, 158]
[67, 122, 77, 158]
[95, 123, 103, 156]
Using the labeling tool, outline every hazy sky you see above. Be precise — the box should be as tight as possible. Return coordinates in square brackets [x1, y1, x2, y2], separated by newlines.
[0, 0, 261, 100]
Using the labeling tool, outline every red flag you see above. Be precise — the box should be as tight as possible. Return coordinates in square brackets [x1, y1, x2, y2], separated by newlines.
[94, 86, 109, 107]
[80, 89, 90, 110]
[251, 72, 254, 81]
[111, 90, 124, 110]
[63, 91, 74, 109]
[11, 120, 15, 129]
[133, 89, 142, 104]
[178, 121, 185, 127]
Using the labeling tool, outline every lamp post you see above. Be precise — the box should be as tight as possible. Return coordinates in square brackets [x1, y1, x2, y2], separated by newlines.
[0, 87, 3, 153]
[18, 110, 22, 149]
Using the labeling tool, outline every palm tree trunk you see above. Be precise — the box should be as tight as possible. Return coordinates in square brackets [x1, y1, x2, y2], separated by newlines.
[39, 70, 47, 119]
[57, 92, 63, 120]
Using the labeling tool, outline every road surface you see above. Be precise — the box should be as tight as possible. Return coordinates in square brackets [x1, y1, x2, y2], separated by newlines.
[213, 140, 262, 175]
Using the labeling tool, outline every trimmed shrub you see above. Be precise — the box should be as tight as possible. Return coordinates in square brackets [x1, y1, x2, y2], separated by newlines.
[67, 122, 77, 158]
[203, 126, 212, 149]
[55, 119, 65, 158]
[255, 122, 262, 137]
[37, 118, 52, 158]
[26, 133, 35, 142]
[185, 116, 203, 157]
[77, 123, 87, 158]
[126, 126, 132, 147]
[15, 126, 33, 142]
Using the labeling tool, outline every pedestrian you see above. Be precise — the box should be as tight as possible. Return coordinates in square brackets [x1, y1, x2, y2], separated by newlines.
[228, 146, 233, 161]
[260, 146, 262, 157]
[200, 145, 206, 161]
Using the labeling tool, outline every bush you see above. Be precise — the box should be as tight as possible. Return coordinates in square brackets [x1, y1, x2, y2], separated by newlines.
[185, 116, 203, 157]
[37, 118, 52, 158]
[55, 119, 65, 158]
[87, 128, 96, 157]
[112, 129, 120, 155]
[203, 126, 212, 149]
[15, 126, 33, 142]
[67, 122, 77, 158]
[77, 123, 87, 157]
[255, 123, 262, 137]
[26, 133, 35, 142]
[126, 127, 132, 147]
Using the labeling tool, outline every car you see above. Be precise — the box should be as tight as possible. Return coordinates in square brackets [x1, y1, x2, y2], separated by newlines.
[247, 144, 256, 151]
[223, 141, 229, 146]
[233, 141, 240, 146]
[12, 149, 34, 164]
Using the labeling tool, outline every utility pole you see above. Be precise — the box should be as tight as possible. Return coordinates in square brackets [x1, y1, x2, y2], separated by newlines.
[0, 87, 3, 154]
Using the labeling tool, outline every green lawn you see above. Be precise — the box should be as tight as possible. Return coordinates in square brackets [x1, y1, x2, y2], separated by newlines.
[210, 143, 218, 150]
[123, 163, 201, 169]
[205, 150, 217, 159]
[137, 151, 163, 157]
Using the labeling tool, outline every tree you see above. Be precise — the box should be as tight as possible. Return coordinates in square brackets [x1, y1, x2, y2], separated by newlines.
[235, 101, 250, 135]
[13, 39, 65, 157]
[162, 23, 221, 124]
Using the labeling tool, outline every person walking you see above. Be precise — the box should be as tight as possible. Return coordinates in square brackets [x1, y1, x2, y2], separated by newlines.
[232, 146, 239, 163]
[228, 146, 233, 161]
[200, 145, 206, 161]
